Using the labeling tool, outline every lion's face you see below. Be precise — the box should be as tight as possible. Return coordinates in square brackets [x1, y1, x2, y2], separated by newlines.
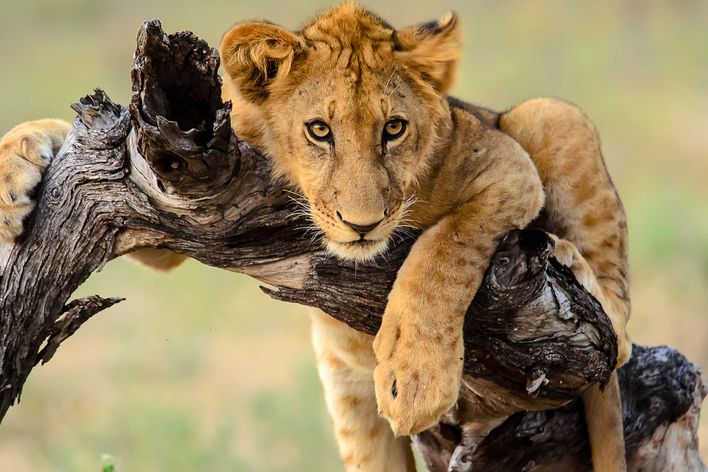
[262, 64, 445, 261]
[220, 3, 461, 261]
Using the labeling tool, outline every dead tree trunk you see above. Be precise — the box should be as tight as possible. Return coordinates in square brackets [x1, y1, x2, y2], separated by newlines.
[0, 20, 704, 471]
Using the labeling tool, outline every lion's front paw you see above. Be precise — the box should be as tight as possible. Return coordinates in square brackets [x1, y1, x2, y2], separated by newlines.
[373, 320, 463, 436]
[0, 130, 55, 243]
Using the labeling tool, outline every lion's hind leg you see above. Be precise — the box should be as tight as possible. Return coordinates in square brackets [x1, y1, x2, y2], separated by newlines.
[499, 98, 631, 364]
[501, 98, 630, 471]
[551, 236, 627, 472]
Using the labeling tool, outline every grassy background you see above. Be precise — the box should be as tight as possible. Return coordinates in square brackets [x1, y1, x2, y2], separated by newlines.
[1, 0, 707, 470]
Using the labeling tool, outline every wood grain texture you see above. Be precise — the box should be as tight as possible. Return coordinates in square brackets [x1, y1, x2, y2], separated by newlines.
[0, 20, 703, 471]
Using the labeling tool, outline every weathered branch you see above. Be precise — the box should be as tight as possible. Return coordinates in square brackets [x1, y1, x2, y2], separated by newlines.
[415, 345, 706, 471]
[0, 20, 704, 471]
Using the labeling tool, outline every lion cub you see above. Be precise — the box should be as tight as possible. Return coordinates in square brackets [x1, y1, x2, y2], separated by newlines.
[0, 3, 630, 471]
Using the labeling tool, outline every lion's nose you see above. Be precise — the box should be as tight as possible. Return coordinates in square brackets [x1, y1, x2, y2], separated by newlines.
[337, 211, 384, 237]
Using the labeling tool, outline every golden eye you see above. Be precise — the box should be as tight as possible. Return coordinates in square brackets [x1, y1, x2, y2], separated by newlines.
[383, 119, 407, 141]
[307, 121, 332, 142]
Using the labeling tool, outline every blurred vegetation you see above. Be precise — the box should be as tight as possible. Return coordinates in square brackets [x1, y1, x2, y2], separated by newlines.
[0, 0, 706, 470]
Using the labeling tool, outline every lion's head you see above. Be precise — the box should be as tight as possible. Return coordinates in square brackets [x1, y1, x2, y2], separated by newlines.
[220, 2, 462, 261]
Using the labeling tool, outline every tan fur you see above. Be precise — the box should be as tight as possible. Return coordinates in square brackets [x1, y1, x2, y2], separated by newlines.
[217, 4, 630, 470]
[127, 248, 187, 272]
[310, 309, 416, 471]
[0, 119, 70, 242]
[0, 3, 630, 471]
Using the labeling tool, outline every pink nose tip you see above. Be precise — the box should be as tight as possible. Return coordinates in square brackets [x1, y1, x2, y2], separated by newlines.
[336, 211, 384, 237]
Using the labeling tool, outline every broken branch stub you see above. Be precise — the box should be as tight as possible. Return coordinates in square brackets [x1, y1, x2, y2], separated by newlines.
[130, 20, 238, 197]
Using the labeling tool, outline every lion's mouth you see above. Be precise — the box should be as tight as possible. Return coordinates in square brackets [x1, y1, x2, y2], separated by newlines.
[325, 237, 391, 262]
[346, 238, 383, 247]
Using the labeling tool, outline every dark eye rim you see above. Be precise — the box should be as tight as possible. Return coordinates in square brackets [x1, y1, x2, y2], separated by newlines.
[383, 118, 408, 141]
[306, 120, 332, 142]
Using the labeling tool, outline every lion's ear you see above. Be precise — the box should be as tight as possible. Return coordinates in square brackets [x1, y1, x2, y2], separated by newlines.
[394, 12, 462, 94]
[220, 21, 301, 103]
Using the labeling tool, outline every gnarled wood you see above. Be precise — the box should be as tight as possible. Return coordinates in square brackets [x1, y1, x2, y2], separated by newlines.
[0, 20, 704, 471]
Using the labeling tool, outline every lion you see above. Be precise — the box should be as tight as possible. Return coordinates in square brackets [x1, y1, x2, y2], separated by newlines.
[0, 3, 631, 471]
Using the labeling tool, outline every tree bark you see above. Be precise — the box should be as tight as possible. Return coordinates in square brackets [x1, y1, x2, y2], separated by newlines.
[0, 20, 704, 471]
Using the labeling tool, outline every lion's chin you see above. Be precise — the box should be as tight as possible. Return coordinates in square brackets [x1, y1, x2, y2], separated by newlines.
[324, 238, 391, 262]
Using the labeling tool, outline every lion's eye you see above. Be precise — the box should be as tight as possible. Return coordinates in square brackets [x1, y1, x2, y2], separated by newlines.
[306, 121, 332, 142]
[383, 119, 407, 141]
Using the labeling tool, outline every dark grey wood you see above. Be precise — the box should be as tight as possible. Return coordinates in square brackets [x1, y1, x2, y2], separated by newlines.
[415, 345, 706, 471]
[0, 20, 703, 471]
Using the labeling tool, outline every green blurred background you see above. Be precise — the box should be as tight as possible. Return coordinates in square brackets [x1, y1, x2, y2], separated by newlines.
[1, 0, 707, 470]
